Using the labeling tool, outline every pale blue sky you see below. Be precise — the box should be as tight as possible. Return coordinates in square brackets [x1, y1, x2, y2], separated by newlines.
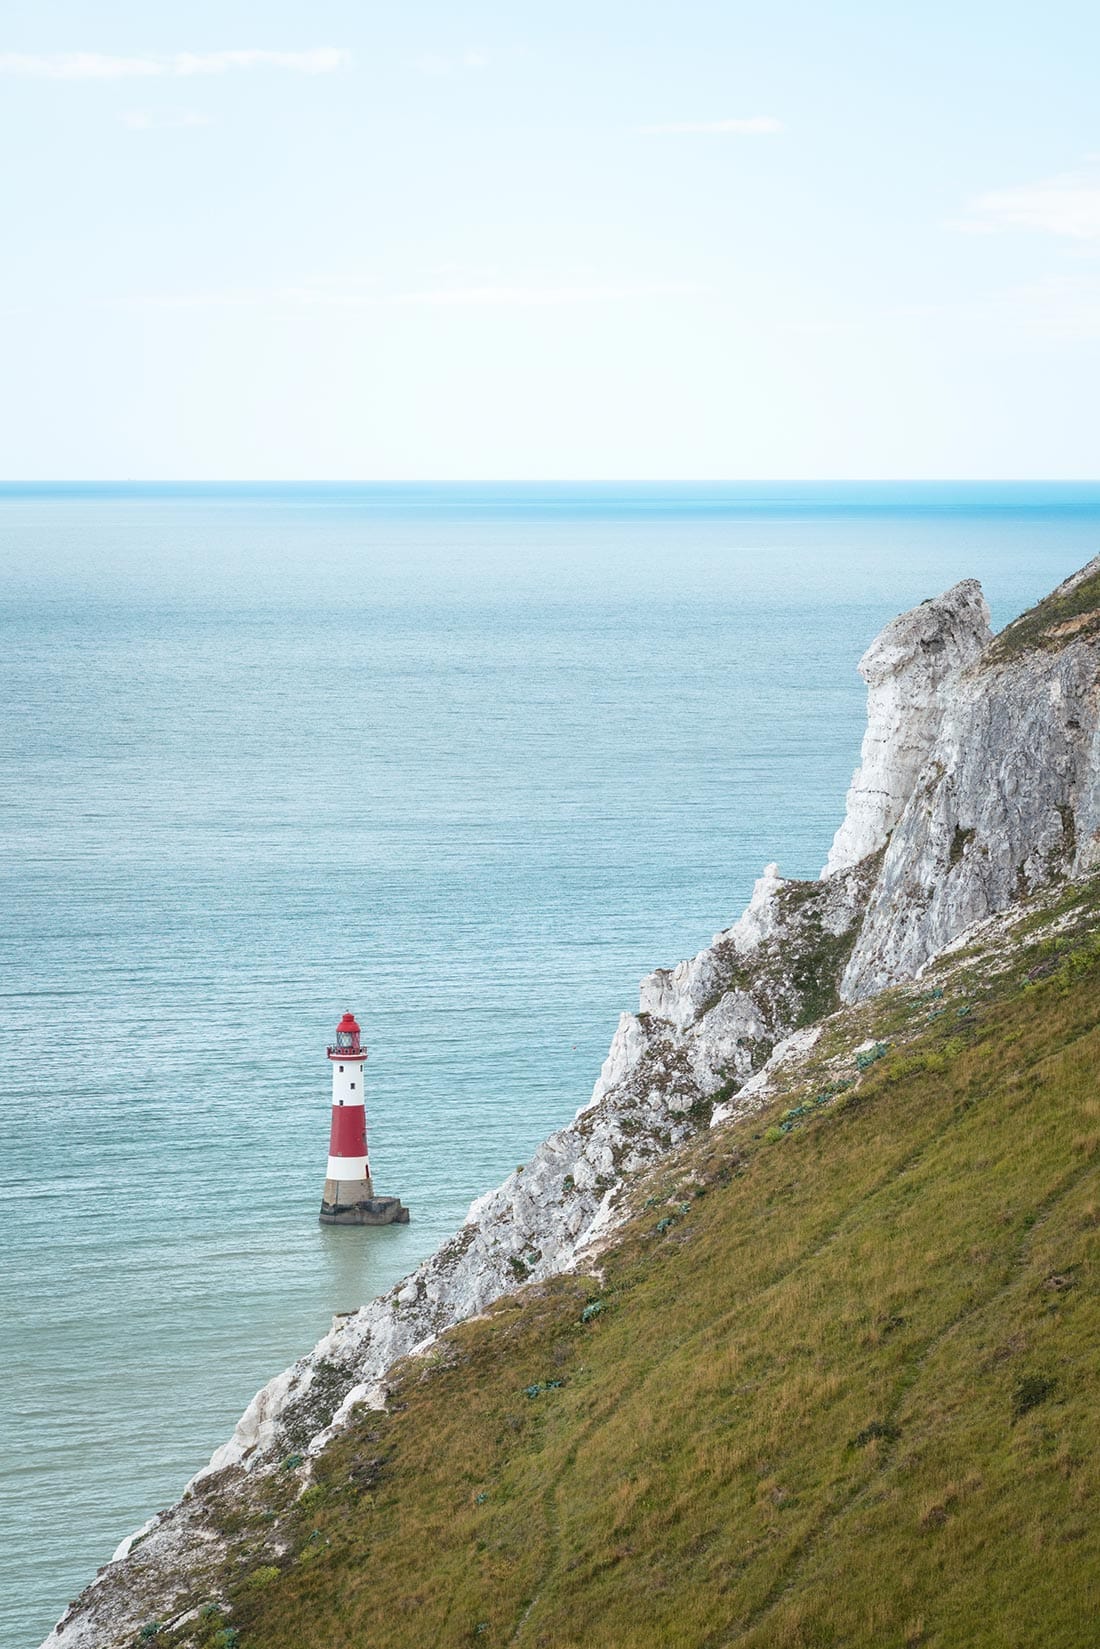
[2, 0, 1098, 478]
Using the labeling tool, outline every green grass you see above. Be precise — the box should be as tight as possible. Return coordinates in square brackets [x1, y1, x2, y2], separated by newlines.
[983, 565, 1100, 664]
[153, 887, 1100, 1649]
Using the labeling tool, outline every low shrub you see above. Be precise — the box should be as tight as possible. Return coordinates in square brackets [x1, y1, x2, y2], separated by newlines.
[246, 1564, 280, 1589]
[1013, 1375, 1057, 1421]
[851, 1419, 901, 1449]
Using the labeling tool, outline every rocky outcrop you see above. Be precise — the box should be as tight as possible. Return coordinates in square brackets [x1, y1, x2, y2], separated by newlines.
[45, 557, 1100, 1648]
[591, 856, 875, 1113]
[841, 559, 1100, 998]
[823, 579, 992, 876]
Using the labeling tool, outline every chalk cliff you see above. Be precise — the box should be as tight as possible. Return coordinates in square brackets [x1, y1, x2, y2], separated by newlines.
[45, 557, 1100, 1648]
[823, 578, 992, 876]
[842, 558, 1100, 996]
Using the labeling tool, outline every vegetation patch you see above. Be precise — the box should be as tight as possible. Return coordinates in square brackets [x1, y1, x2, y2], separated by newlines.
[983, 565, 1100, 664]
[524, 1379, 566, 1398]
[1012, 1374, 1058, 1422]
[764, 1081, 855, 1144]
[851, 1419, 901, 1449]
[949, 824, 976, 867]
[244, 1565, 280, 1590]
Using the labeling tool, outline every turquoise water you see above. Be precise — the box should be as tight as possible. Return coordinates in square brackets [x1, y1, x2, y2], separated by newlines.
[2, 483, 1098, 1647]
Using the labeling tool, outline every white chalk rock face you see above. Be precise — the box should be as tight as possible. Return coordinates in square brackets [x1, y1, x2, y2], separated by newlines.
[591, 864, 795, 1109]
[842, 559, 1100, 998]
[711, 1024, 823, 1125]
[726, 862, 786, 952]
[634, 863, 786, 1038]
[824, 580, 992, 877]
[683, 990, 769, 1094]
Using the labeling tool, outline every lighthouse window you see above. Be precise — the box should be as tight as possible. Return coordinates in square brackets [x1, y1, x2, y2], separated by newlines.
[350, 1082, 356, 1090]
[339, 1065, 344, 1072]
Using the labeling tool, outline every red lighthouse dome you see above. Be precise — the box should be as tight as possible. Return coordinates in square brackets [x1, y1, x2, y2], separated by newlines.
[327, 1011, 365, 1061]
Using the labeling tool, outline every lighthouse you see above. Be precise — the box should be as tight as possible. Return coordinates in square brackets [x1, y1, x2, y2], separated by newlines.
[319, 1012, 409, 1226]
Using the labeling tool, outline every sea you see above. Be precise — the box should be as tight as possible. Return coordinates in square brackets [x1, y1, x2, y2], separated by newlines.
[2, 482, 1099, 1648]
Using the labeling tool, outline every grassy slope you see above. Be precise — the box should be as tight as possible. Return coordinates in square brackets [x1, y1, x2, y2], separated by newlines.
[181, 890, 1100, 1649]
[983, 562, 1100, 663]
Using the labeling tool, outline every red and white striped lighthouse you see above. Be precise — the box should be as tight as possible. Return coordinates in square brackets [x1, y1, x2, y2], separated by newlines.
[319, 1012, 409, 1226]
[324, 1010, 371, 1198]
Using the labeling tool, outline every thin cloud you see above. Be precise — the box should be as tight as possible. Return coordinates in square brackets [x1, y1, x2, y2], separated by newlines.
[957, 169, 1100, 240]
[0, 48, 350, 80]
[641, 116, 783, 136]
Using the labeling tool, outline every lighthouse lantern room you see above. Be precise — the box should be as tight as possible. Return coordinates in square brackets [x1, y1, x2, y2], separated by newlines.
[319, 1012, 410, 1226]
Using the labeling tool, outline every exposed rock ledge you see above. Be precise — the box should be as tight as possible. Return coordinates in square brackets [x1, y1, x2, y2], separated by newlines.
[823, 578, 992, 876]
[842, 558, 1100, 997]
[46, 557, 1100, 1648]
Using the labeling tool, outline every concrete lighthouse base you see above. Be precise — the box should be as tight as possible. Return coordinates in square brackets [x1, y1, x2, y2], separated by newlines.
[319, 1178, 410, 1226]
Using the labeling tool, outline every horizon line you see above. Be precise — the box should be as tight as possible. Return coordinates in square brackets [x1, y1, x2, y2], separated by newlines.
[3, 477, 1100, 488]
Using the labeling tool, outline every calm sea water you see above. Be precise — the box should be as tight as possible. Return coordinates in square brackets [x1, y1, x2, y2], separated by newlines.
[2, 483, 1098, 1647]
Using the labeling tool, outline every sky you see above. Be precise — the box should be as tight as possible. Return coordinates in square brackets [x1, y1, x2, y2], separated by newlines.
[1, 0, 1099, 479]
